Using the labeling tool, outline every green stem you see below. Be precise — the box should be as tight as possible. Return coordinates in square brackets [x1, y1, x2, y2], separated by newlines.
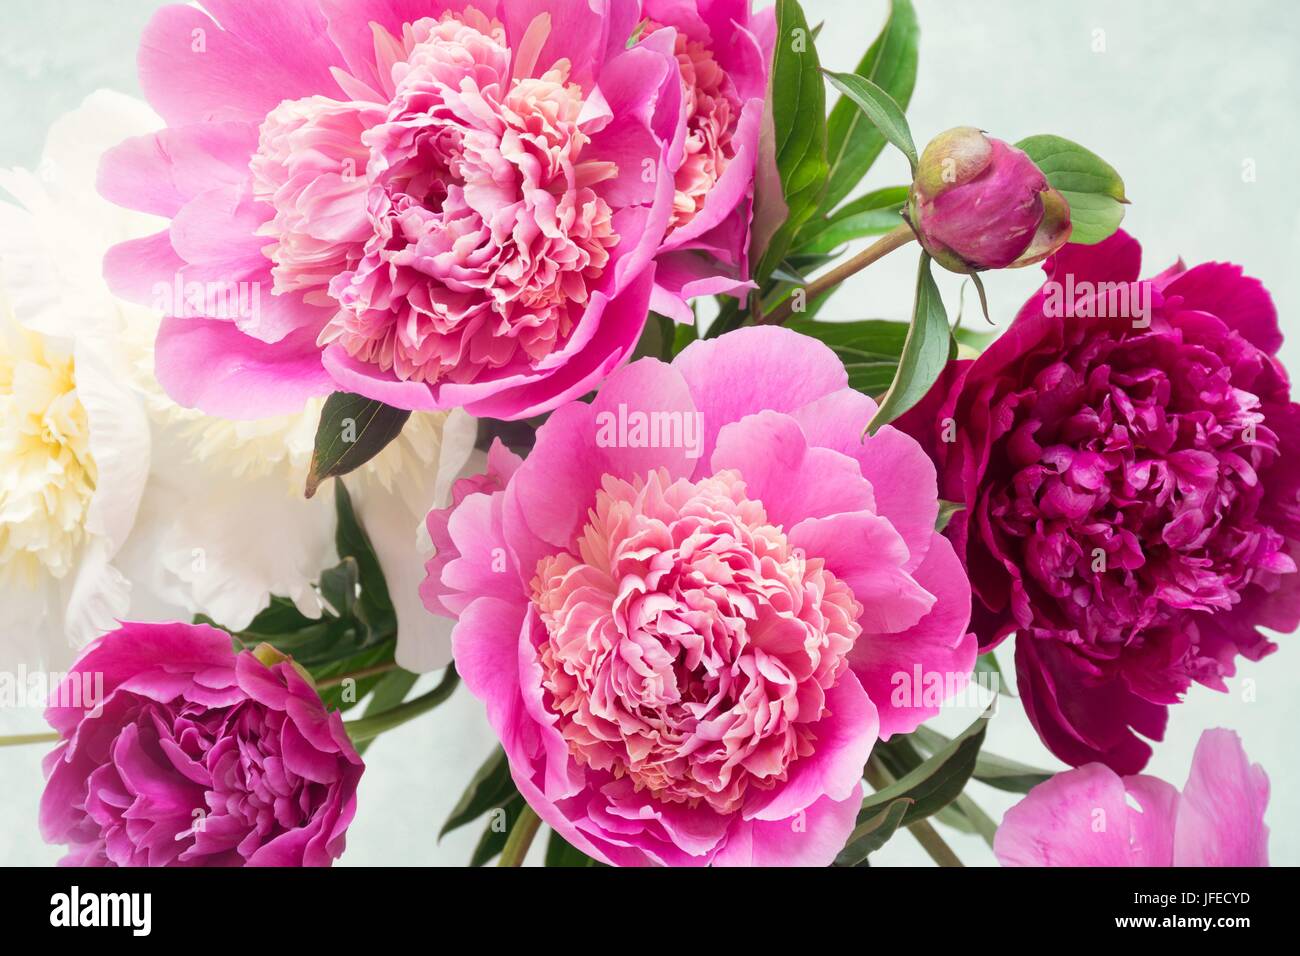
[316, 661, 399, 689]
[498, 805, 542, 867]
[763, 224, 916, 326]
[343, 665, 458, 743]
[908, 818, 965, 868]
[0, 731, 60, 748]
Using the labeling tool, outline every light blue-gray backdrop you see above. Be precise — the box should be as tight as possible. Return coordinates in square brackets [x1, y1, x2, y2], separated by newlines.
[2, 0, 1297, 866]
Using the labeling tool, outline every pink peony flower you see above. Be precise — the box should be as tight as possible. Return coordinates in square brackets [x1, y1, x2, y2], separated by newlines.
[905, 127, 1071, 274]
[638, 0, 774, 323]
[40, 621, 363, 866]
[995, 728, 1269, 866]
[421, 327, 976, 865]
[899, 231, 1300, 773]
[98, 0, 694, 421]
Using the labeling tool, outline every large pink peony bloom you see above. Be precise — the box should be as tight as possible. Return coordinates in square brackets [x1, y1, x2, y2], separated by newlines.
[995, 728, 1269, 866]
[899, 231, 1300, 773]
[98, 0, 695, 420]
[638, 0, 773, 323]
[421, 327, 976, 865]
[40, 622, 363, 866]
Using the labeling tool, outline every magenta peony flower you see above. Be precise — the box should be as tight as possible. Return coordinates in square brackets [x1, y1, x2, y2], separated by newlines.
[899, 231, 1300, 773]
[995, 728, 1269, 866]
[98, 0, 696, 421]
[40, 621, 363, 866]
[905, 127, 1071, 273]
[421, 327, 975, 865]
[638, 0, 773, 323]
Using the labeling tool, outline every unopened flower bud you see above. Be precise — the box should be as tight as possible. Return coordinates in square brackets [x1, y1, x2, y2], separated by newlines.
[905, 127, 1072, 273]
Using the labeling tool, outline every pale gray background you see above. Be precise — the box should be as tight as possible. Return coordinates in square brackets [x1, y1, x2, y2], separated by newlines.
[2, 0, 1297, 866]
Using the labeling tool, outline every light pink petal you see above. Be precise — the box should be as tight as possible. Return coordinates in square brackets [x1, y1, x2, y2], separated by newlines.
[789, 513, 936, 634]
[710, 410, 875, 527]
[650, 250, 754, 325]
[714, 786, 863, 867]
[995, 763, 1176, 867]
[154, 316, 333, 418]
[1172, 729, 1270, 866]
[791, 388, 939, 572]
[674, 325, 847, 466]
[138, 4, 341, 126]
[845, 533, 977, 738]
[98, 121, 261, 218]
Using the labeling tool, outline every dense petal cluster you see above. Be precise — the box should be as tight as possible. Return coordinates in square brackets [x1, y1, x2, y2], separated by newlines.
[98, 0, 732, 421]
[996, 729, 1269, 866]
[40, 622, 363, 866]
[900, 231, 1300, 772]
[531, 468, 862, 814]
[422, 327, 975, 865]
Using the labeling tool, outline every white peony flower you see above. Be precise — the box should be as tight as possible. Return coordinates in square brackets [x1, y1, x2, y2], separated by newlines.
[0, 91, 477, 673]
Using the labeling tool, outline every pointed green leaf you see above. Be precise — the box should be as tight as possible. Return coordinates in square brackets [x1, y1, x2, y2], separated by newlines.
[820, 0, 919, 215]
[1014, 135, 1128, 245]
[858, 705, 991, 825]
[823, 70, 917, 171]
[834, 796, 914, 866]
[910, 725, 1054, 794]
[441, 746, 517, 839]
[751, 0, 829, 286]
[306, 392, 410, 497]
[868, 253, 951, 434]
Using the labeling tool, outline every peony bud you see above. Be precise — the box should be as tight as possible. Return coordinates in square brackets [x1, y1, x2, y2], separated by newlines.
[904, 127, 1071, 273]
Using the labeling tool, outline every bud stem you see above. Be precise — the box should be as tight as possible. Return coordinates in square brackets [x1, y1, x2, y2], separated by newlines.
[763, 223, 916, 326]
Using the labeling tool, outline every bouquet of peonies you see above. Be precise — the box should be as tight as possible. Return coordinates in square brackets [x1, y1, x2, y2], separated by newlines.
[1, 0, 1288, 869]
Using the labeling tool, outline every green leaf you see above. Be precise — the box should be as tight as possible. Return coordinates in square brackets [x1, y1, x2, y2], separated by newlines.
[306, 392, 411, 498]
[823, 71, 917, 171]
[469, 793, 525, 867]
[820, 0, 919, 216]
[441, 747, 517, 840]
[796, 186, 908, 256]
[319, 556, 360, 620]
[335, 480, 396, 637]
[1014, 134, 1128, 245]
[857, 705, 991, 826]
[973, 650, 1014, 698]
[344, 665, 459, 743]
[834, 796, 913, 866]
[544, 829, 603, 867]
[354, 667, 419, 755]
[868, 253, 951, 434]
[910, 725, 1054, 794]
[935, 499, 965, 532]
[786, 317, 910, 397]
[751, 0, 828, 286]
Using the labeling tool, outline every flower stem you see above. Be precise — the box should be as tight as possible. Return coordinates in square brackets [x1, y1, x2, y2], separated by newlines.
[498, 805, 542, 867]
[0, 731, 60, 748]
[763, 224, 916, 326]
[343, 665, 458, 743]
[908, 818, 966, 868]
[316, 661, 399, 689]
